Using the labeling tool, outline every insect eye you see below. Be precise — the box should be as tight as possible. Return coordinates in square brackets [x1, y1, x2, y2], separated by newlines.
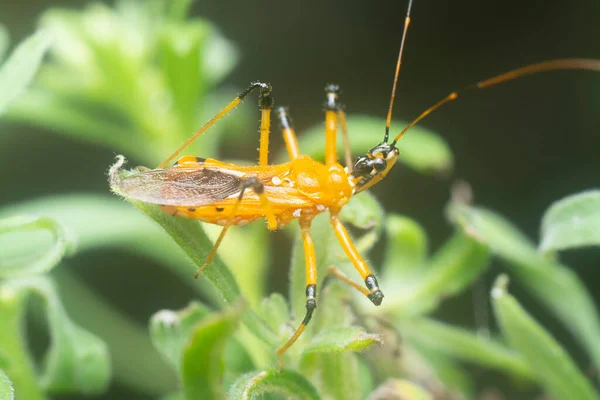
[353, 157, 372, 175]
[372, 158, 387, 172]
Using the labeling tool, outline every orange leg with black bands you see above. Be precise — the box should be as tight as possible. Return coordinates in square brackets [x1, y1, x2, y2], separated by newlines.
[276, 106, 301, 160]
[159, 82, 273, 169]
[324, 84, 340, 166]
[330, 213, 384, 306]
[276, 220, 317, 371]
[194, 176, 277, 278]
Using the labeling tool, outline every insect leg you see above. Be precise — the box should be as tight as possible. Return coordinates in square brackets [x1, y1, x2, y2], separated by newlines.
[276, 219, 317, 371]
[158, 82, 273, 168]
[258, 84, 274, 166]
[337, 109, 353, 171]
[276, 106, 301, 160]
[194, 177, 277, 278]
[326, 265, 372, 298]
[330, 213, 384, 306]
[324, 84, 340, 166]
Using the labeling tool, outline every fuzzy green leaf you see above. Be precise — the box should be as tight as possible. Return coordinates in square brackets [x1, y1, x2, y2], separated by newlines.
[540, 190, 600, 253]
[180, 304, 243, 400]
[381, 232, 489, 316]
[150, 302, 212, 372]
[449, 201, 600, 372]
[401, 317, 533, 379]
[367, 379, 433, 400]
[0, 216, 75, 278]
[298, 282, 366, 399]
[301, 327, 382, 357]
[0, 369, 14, 400]
[287, 115, 453, 174]
[381, 214, 428, 282]
[157, 21, 210, 128]
[0, 195, 261, 392]
[0, 276, 110, 396]
[406, 346, 474, 398]
[492, 275, 599, 400]
[0, 30, 52, 116]
[53, 269, 177, 395]
[4, 2, 242, 165]
[228, 369, 320, 400]
[258, 293, 291, 335]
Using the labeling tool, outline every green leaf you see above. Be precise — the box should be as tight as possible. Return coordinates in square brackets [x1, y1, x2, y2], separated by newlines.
[0, 216, 75, 278]
[228, 369, 320, 400]
[338, 191, 385, 253]
[540, 190, 600, 253]
[161, 392, 185, 400]
[203, 30, 238, 86]
[448, 201, 600, 372]
[287, 115, 453, 174]
[381, 214, 428, 282]
[0, 276, 110, 396]
[0, 25, 9, 64]
[0, 30, 52, 116]
[301, 326, 382, 357]
[380, 232, 489, 316]
[258, 293, 291, 335]
[180, 303, 243, 400]
[4, 2, 242, 166]
[406, 346, 474, 398]
[367, 379, 432, 400]
[401, 317, 533, 379]
[150, 302, 212, 372]
[53, 268, 177, 395]
[299, 282, 366, 399]
[492, 275, 599, 400]
[157, 21, 210, 128]
[0, 369, 15, 400]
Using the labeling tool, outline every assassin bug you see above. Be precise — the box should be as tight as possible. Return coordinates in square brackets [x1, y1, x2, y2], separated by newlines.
[110, 0, 600, 368]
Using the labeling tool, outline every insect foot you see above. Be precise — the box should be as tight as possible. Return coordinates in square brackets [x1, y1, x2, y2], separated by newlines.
[365, 274, 384, 306]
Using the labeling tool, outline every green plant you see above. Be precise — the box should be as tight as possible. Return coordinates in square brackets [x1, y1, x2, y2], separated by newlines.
[1, 1, 599, 399]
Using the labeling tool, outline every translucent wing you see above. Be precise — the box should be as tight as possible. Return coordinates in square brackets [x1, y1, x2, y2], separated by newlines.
[115, 167, 243, 206]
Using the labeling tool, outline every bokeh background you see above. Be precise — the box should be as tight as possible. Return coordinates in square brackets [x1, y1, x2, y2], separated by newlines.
[1, 0, 599, 399]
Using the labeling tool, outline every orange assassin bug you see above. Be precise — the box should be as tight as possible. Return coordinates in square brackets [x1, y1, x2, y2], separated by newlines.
[110, 0, 600, 368]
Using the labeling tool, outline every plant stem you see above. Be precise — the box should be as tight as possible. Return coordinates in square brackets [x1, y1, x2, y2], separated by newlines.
[0, 286, 45, 400]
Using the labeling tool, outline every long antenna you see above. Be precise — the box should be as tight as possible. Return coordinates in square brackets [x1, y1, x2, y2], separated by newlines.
[391, 58, 600, 145]
[383, 0, 414, 143]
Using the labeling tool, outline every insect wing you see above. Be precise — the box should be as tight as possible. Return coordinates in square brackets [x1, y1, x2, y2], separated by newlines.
[116, 167, 243, 206]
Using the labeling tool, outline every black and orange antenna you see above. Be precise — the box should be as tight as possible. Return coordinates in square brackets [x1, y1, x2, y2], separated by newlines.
[383, 0, 414, 143]
[391, 58, 600, 145]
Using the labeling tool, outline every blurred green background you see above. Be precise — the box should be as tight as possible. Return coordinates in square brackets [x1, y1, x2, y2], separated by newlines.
[1, 0, 599, 399]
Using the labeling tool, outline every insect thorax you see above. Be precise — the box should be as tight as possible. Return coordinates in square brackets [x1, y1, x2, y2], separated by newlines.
[289, 156, 353, 211]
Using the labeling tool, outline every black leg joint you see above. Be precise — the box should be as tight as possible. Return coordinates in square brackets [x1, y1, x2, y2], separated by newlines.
[239, 81, 274, 109]
[239, 177, 264, 200]
[324, 83, 341, 111]
[276, 106, 293, 130]
[245, 177, 264, 195]
[365, 274, 384, 306]
[302, 284, 317, 325]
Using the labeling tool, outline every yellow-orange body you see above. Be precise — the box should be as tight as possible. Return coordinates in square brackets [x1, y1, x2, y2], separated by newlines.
[161, 155, 353, 228]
